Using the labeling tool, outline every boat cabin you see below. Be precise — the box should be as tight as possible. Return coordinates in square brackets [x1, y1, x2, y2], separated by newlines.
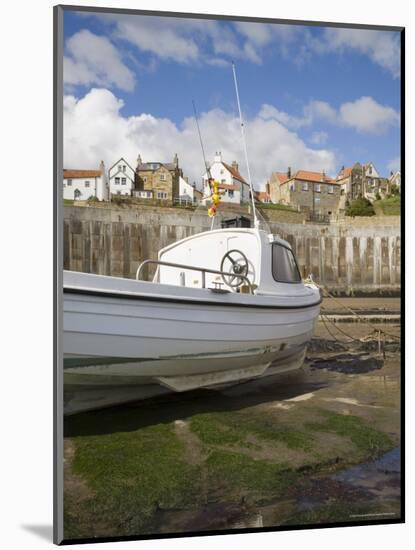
[153, 228, 303, 295]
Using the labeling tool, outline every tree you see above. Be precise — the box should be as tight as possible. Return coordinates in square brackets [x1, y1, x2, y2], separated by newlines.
[346, 197, 375, 217]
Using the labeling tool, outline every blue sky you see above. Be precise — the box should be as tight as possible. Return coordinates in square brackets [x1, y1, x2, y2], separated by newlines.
[63, 9, 401, 189]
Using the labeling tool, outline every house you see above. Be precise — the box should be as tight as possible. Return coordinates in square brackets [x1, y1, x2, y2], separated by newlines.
[389, 170, 401, 193]
[336, 162, 390, 201]
[178, 176, 196, 204]
[273, 168, 341, 217]
[134, 154, 181, 203]
[63, 161, 109, 201]
[202, 152, 250, 205]
[109, 157, 135, 196]
[255, 190, 272, 203]
[267, 171, 290, 203]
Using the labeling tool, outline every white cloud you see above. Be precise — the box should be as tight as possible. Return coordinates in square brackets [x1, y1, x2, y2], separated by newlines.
[318, 28, 401, 79]
[339, 96, 399, 134]
[387, 157, 400, 173]
[64, 30, 135, 92]
[63, 89, 336, 188]
[259, 97, 398, 135]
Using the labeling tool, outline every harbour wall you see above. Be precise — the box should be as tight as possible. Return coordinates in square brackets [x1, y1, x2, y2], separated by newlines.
[63, 206, 401, 294]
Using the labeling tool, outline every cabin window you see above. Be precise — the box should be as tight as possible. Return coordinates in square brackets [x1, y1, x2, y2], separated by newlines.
[302, 182, 309, 191]
[67, 179, 72, 186]
[121, 177, 127, 185]
[272, 243, 302, 284]
[115, 177, 120, 185]
[85, 181, 90, 188]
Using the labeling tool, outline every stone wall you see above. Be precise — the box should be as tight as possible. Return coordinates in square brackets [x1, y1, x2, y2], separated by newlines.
[63, 205, 401, 294]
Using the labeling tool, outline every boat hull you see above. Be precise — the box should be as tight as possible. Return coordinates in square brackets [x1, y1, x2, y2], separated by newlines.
[63, 271, 320, 413]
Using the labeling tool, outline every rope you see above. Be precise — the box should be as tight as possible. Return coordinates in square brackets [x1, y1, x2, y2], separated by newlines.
[316, 283, 400, 343]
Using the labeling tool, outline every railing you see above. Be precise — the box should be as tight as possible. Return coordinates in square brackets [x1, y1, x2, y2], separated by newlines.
[136, 259, 254, 294]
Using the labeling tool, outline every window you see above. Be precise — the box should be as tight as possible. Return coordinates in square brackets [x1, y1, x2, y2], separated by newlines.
[118, 165, 122, 171]
[122, 165, 126, 172]
[302, 182, 309, 191]
[63, 182, 66, 187]
[143, 177, 147, 183]
[85, 181, 90, 188]
[289, 183, 295, 192]
[328, 185, 334, 194]
[157, 191, 168, 199]
[115, 177, 120, 185]
[272, 243, 302, 284]
[220, 169, 224, 175]
[67, 179, 72, 186]
[221, 179, 226, 184]
[315, 197, 321, 204]
[228, 190, 234, 198]
[147, 191, 152, 198]
[315, 184, 321, 193]
[121, 178, 126, 185]
[160, 174, 166, 181]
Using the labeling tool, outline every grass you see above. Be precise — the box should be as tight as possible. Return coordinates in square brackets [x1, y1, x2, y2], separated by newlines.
[257, 202, 298, 211]
[63, 199, 75, 205]
[374, 195, 401, 215]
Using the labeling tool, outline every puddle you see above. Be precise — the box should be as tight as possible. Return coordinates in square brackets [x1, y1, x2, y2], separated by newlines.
[310, 353, 383, 374]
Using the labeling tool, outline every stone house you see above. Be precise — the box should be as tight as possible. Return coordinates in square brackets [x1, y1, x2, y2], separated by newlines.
[270, 168, 340, 217]
[336, 162, 390, 202]
[109, 157, 135, 196]
[134, 154, 181, 203]
[202, 152, 250, 205]
[63, 161, 109, 201]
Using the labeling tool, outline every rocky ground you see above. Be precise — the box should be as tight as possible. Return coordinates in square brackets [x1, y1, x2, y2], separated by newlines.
[63, 317, 401, 541]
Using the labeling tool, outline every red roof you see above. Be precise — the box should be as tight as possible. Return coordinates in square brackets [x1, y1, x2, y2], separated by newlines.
[64, 169, 102, 179]
[273, 171, 290, 185]
[293, 170, 336, 184]
[222, 162, 248, 184]
[337, 166, 353, 179]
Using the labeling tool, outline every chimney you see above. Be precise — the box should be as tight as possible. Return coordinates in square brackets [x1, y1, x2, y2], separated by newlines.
[232, 160, 239, 172]
[136, 154, 142, 169]
[214, 151, 222, 162]
[390, 170, 394, 176]
[266, 182, 270, 195]
[99, 160, 105, 174]
[173, 153, 179, 167]
[287, 166, 291, 178]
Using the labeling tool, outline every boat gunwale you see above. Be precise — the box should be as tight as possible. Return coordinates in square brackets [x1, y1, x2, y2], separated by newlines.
[63, 286, 322, 310]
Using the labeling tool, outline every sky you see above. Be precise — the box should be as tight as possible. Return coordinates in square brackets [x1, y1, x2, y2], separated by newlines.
[63, 9, 401, 190]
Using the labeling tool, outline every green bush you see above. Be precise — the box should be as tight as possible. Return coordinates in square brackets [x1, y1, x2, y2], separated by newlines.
[346, 197, 375, 217]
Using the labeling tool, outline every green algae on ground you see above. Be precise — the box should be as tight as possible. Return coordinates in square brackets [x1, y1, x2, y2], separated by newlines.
[66, 422, 202, 538]
[190, 410, 314, 452]
[205, 449, 295, 496]
[305, 410, 394, 459]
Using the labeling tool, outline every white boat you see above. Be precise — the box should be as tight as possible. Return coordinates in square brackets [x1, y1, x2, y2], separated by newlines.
[63, 64, 320, 413]
[63, 223, 321, 413]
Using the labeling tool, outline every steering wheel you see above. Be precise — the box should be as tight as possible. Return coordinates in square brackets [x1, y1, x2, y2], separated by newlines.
[220, 249, 250, 288]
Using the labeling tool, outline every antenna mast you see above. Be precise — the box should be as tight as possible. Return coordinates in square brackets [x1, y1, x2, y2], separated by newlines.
[232, 62, 258, 228]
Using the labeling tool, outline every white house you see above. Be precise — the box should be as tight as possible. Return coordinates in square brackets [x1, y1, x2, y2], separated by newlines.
[63, 161, 109, 201]
[178, 176, 195, 204]
[389, 170, 401, 192]
[201, 152, 250, 205]
[109, 157, 135, 196]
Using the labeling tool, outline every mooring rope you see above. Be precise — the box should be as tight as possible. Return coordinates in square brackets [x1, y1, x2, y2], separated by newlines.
[311, 281, 401, 345]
